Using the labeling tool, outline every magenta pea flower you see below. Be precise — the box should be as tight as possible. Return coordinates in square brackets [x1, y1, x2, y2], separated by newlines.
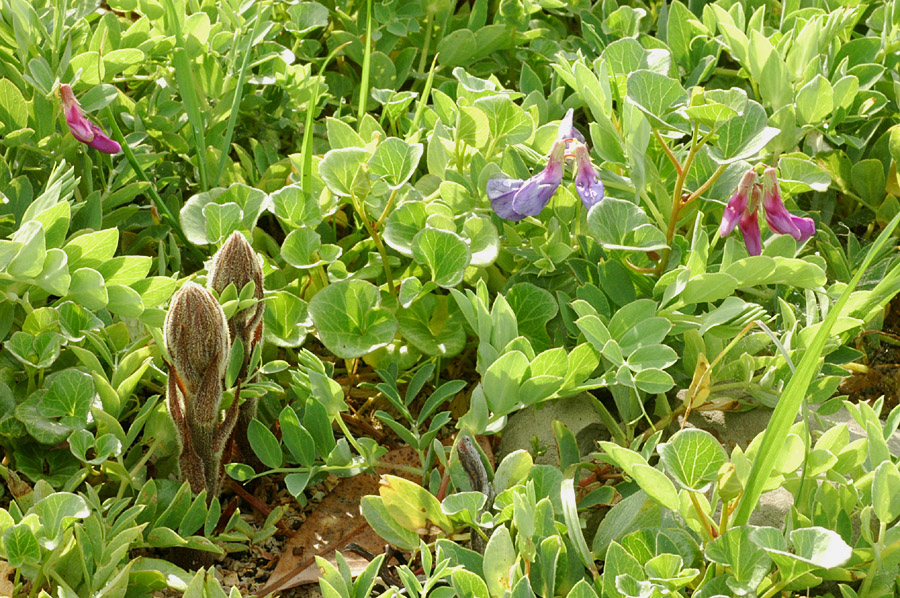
[761, 167, 815, 242]
[719, 166, 815, 256]
[573, 144, 604, 209]
[487, 139, 565, 221]
[719, 170, 757, 238]
[59, 84, 121, 154]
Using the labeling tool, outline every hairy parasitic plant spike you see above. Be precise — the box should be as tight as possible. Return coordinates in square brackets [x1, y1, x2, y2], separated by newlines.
[165, 282, 236, 499]
[208, 231, 265, 470]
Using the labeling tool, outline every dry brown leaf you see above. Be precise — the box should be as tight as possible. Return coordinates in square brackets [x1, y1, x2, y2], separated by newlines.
[0, 560, 14, 597]
[259, 446, 422, 595]
[259, 436, 494, 596]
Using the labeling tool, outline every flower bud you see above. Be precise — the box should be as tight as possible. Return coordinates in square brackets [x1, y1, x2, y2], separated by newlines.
[164, 282, 230, 400]
[208, 231, 264, 344]
[717, 462, 742, 503]
[59, 84, 121, 154]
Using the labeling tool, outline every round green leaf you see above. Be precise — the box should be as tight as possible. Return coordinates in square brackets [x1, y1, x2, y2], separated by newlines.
[658, 428, 728, 492]
[368, 137, 423, 189]
[411, 228, 471, 289]
[308, 280, 398, 358]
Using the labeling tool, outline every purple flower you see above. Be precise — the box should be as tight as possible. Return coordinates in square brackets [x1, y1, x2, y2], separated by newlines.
[60, 84, 121, 154]
[487, 139, 565, 221]
[558, 108, 585, 145]
[719, 170, 757, 237]
[573, 144, 603, 209]
[740, 187, 763, 256]
[761, 167, 815, 242]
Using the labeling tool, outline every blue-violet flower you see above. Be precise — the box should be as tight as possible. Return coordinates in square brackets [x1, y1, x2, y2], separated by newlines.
[573, 144, 604, 210]
[487, 139, 565, 221]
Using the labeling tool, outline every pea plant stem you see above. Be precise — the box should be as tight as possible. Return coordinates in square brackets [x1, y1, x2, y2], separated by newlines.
[351, 193, 396, 295]
[655, 125, 726, 276]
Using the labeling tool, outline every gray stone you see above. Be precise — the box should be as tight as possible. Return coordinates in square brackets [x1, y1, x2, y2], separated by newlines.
[497, 393, 608, 466]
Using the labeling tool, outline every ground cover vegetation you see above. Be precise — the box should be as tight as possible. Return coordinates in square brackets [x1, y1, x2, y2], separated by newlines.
[1, 0, 900, 596]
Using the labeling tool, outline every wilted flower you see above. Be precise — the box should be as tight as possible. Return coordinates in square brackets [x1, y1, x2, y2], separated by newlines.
[573, 144, 604, 210]
[761, 167, 815, 242]
[59, 84, 121, 154]
[487, 139, 565, 221]
[719, 167, 815, 256]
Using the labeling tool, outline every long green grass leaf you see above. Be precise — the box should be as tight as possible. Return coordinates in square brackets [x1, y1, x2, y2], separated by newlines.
[212, 5, 268, 188]
[732, 211, 900, 525]
[161, 0, 209, 192]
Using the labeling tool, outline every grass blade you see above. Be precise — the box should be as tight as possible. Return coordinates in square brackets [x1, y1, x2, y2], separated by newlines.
[732, 211, 900, 526]
[161, 0, 210, 192]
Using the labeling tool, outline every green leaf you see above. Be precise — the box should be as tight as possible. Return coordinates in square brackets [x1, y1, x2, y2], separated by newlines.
[43, 369, 95, 428]
[248, 419, 282, 469]
[368, 137, 423, 189]
[714, 100, 779, 163]
[263, 290, 308, 348]
[796, 75, 834, 124]
[203, 202, 243, 246]
[308, 280, 398, 358]
[483, 526, 517, 598]
[8, 220, 46, 278]
[411, 228, 471, 289]
[64, 228, 119, 270]
[0, 78, 27, 135]
[279, 406, 317, 467]
[872, 461, 900, 523]
[850, 159, 885, 207]
[493, 450, 533, 494]
[269, 184, 323, 228]
[319, 147, 371, 197]
[658, 429, 728, 492]
[705, 526, 771, 594]
[33, 492, 90, 549]
[626, 70, 687, 129]
[3, 524, 41, 568]
[586, 197, 667, 252]
[474, 95, 533, 146]
[452, 569, 490, 598]
[360, 496, 419, 551]
[180, 184, 268, 245]
[97, 256, 152, 286]
[282, 228, 337, 270]
[482, 351, 529, 415]
[506, 283, 557, 353]
[68, 268, 108, 310]
[397, 293, 466, 357]
[630, 464, 679, 511]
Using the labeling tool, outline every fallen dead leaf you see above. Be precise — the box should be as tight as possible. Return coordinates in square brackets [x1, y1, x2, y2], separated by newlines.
[258, 446, 422, 595]
[259, 436, 494, 597]
[1, 560, 14, 597]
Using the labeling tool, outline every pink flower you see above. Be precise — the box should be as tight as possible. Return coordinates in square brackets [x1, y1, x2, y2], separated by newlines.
[719, 167, 815, 255]
[761, 167, 815, 242]
[59, 84, 121, 154]
[719, 170, 757, 238]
